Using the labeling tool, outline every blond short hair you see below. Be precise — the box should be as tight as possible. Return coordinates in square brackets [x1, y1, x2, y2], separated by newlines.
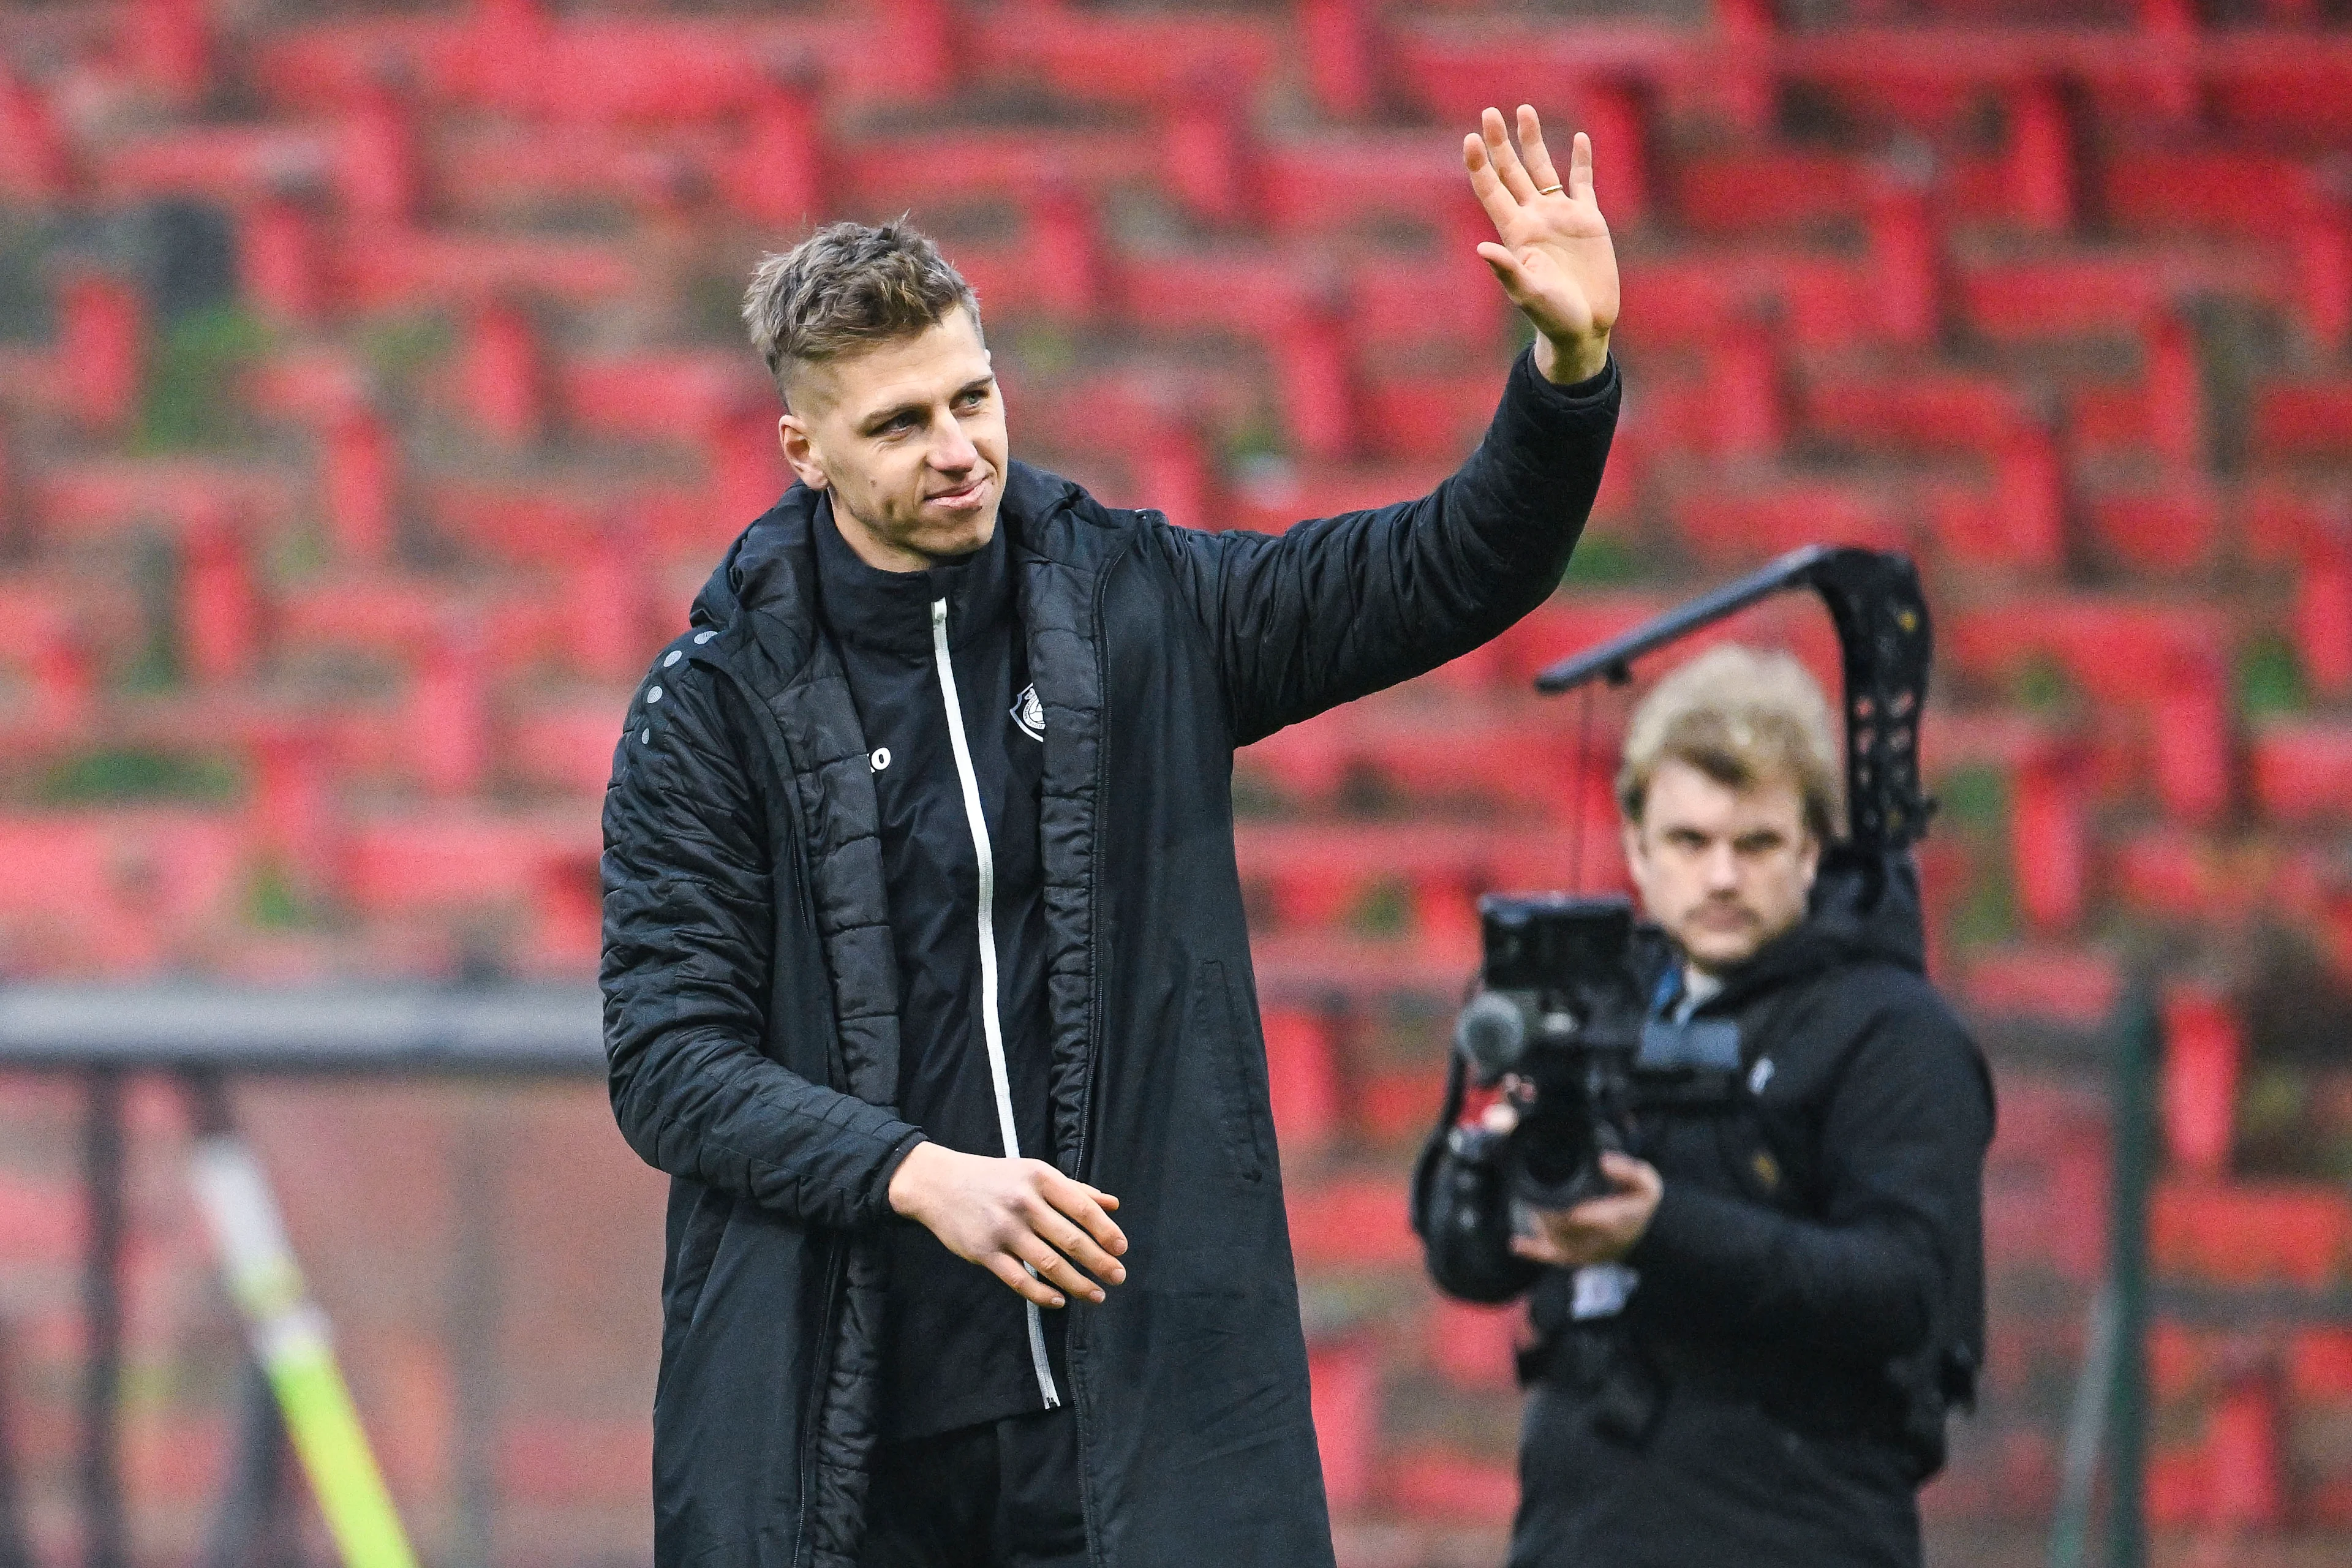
[741, 219, 980, 403]
[1616, 644, 1842, 843]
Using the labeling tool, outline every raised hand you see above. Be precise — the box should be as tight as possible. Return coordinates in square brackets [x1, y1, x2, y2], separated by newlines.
[1463, 104, 1620, 385]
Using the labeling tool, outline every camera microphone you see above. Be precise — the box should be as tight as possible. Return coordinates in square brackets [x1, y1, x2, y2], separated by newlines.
[1453, 991, 1529, 1081]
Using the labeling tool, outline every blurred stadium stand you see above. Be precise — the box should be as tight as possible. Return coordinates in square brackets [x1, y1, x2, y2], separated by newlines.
[2, 0, 2352, 1563]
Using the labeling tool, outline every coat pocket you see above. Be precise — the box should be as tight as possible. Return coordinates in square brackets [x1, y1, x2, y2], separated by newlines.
[1191, 958, 1268, 1184]
[669, 1186, 733, 1340]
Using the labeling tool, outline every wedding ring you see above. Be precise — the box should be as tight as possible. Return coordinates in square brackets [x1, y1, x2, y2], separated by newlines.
[1538, 183, 1566, 196]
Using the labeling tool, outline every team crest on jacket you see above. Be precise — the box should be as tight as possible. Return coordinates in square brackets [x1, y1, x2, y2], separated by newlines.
[1011, 682, 1045, 741]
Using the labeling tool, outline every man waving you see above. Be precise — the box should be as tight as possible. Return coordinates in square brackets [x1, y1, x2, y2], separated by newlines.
[600, 107, 1623, 1568]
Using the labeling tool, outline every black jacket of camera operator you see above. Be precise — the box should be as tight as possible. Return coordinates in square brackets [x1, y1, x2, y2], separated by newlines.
[1415, 856, 1993, 1564]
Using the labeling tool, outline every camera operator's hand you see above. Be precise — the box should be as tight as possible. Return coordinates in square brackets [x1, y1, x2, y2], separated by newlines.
[1510, 1151, 1664, 1269]
[888, 1142, 1128, 1309]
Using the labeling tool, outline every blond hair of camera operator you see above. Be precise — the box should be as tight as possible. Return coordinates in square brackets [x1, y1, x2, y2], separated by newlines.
[1436, 644, 1992, 1568]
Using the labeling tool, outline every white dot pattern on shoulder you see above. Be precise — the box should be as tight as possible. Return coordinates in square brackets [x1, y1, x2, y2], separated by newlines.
[663, 650, 681, 668]
[870, 747, 892, 772]
[640, 728, 651, 744]
[647, 686, 663, 704]
[694, 631, 716, 644]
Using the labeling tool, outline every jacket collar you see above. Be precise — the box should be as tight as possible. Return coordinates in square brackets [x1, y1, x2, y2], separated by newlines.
[1688, 848, 1929, 1016]
[690, 460, 1095, 674]
[811, 492, 1012, 663]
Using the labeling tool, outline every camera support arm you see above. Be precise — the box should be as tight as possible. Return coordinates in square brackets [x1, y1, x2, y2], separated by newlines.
[1532, 545, 1934, 852]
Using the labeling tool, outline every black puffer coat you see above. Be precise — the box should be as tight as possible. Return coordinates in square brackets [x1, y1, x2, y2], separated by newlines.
[600, 349, 1619, 1568]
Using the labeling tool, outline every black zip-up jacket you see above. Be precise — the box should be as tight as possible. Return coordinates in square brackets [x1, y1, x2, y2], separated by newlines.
[600, 347, 1619, 1568]
[1421, 856, 1994, 1568]
[809, 498, 1069, 1441]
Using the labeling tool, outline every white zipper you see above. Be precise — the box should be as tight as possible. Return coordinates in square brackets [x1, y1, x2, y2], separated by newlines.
[930, 597, 1061, 1411]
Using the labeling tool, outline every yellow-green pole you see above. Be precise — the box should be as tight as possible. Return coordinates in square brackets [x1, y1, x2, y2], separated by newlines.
[190, 1136, 420, 1568]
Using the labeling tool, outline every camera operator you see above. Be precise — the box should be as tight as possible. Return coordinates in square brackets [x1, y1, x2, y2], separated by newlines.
[1419, 644, 1992, 1568]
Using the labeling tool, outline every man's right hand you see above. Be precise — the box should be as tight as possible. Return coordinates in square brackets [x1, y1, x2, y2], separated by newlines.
[887, 1142, 1128, 1309]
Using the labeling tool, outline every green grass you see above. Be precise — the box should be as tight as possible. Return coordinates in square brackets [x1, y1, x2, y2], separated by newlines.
[355, 309, 454, 394]
[2011, 655, 2075, 716]
[41, 747, 238, 805]
[1935, 763, 2009, 835]
[134, 304, 271, 451]
[1560, 533, 1640, 587]
[2237, 635, 2305, 721]
[247, 861, 310, 929]
[1351, 876, 1414, 938]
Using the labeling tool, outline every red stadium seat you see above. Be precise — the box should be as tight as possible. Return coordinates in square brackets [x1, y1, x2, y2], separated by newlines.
[178, 501, 262, 687]
[558, 350, 751, 446]
[1961, 944, 2121, 1030]
[334, 66, 423, 225]
[507, 696, 626, 801]
[970, 6, 1281, 112]
[1667, 480, 1908, 570]
[240, 192, 331, 325]
[30, 459, 297, 548]
[2150, 1180, 2352, 1288]
[1944, 597, 2231, 709]
[321, 407, 399, 565]
[337, 807, 597, 918]
[89, 126, 332, 206]
[838, 128, 1147, 214]
[0, 810, 249, 976]
[2250, 720, 2352, 826]
[1383, 1447, 1520, 1524]
[2160, 984, 2241, 1180]
[2010, 752, 2086, 933]
[339, 228, 640, 311]
[1286, 1175, 1417, 1268]
[1672, 149, 1873, 238]
[2293, 187, 2352, 354]
[563, 525, 660, 685]
[1256, 132, 1474, 240]
[2100, 149, 2318, 241]
[432, 121, 724, 224]
[2081, 483, 2223, 577]
[2296, 535, 2352, 701]
[2202, 1370, 2290, 1530]
[1425, 1298, 1520, 1392]
[726, 69, 825, 230]
[1801, 370, 2021, 458]
[0, 70, 73, 202]
[1261, 1006, 1343, 1154]
[1866, 175, 1945, 351]
[1306, 1336, 1380, 1512]
[56, 275, 145, 437]
[1951, 253, 2169, 345]
[1359, 360, 1502, 464]
[2252, 379, 2352, 468]
[2002, 77, 2078, 235]
[1299, 0, 1378, 121]
[458, 296, 546, 448]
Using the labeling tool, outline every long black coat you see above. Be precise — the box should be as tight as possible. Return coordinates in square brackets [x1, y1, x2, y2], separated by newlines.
[600, 350, 1620, 1568]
